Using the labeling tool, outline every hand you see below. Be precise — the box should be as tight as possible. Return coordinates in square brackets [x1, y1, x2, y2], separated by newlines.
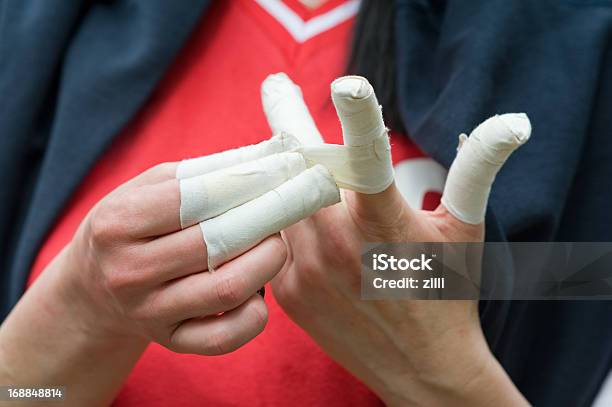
[0, 152, 292, 405]
[47, 162, 284, 355]
[262, 74, 529, 406]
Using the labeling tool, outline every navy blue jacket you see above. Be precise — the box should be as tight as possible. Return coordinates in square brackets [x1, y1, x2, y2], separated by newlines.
[1, 0, 611, 405]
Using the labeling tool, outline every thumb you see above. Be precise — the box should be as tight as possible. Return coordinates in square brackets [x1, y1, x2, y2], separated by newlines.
[330, 76, 410, 229]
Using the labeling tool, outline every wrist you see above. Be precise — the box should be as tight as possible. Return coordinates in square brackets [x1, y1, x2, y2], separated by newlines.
[405, 351, 523, 406]
[0, 244, 149, 393]
[378, 322, 527, 407]
[453, 352, 529, 406]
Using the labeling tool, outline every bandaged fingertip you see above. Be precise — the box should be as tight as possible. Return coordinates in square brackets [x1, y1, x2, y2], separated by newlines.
[179, 74, 392, 270]
[260, 74, 394, 194]
[200, 165, 340, 269]
[179, 152, 307, 228]
[176, 132, 300, 179]
[328, 76, 394, 194]
[262, 73, 324, 145]
[441, 113, 532, 224]
[332, 76, 384, 146]
[297, 142, 392, 194]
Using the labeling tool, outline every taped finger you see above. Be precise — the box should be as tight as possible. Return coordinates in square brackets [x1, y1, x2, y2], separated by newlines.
[441, 113, 532, 225]
[179, 152, 307, 228]
[327, 76, 395, 194]
[176, 132, 300, 179]
[200, 164, 340, 269]
[261, 72, 324, 145]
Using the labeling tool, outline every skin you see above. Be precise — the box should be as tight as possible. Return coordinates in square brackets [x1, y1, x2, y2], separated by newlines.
[275, 185, 527, 406]
[0, 162, 528, 406]
[0, 7, 527, 399]
[0, 163, 285, 406]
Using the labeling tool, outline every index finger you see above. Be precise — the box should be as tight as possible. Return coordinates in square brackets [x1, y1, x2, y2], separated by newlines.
[112, 151, 310, 238]
[100, 178, 181, 239]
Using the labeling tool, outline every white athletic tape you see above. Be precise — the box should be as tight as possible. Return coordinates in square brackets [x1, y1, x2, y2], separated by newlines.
[441, 113, 532, 224]
[179, 152, 307, 228]
[200, 165, 340, 269]
[176, 73, 529, 269]
[176, 133, 300, 179]
[180, 75, 394, 196]
[176, 75, 393, 268]
[261, 73, 324, 145]
[325, 76, 394, 193]
[296, 140, 393, 194]
[331, 76, 385, 147]
[260, 74, 394, 194]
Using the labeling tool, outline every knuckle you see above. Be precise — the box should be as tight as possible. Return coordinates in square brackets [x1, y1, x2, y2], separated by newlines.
[88, 206, 116, 247]
[104, 266, 136, 293]
[148, 289, 184, 324]
[164, 331, 189, 355]
[103, 256, 148, 293]
[249, 300, 269, 330]
[111, 274, 154, 301]
[215, 274, 247, 308]
[203, 330, 233, 355]
[89, 199, 130, 245]
[114, 193, 140, 227]
[266, 236, 288, 266]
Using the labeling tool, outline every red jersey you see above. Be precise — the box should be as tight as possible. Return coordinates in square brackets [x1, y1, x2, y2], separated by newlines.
[29, 1, 446, 405]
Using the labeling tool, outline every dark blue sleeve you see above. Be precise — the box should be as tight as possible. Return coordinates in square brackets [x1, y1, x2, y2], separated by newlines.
[0, 0, 211, 316]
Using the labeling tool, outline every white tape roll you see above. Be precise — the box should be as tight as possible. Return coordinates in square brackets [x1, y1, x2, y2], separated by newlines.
[441, 113, 532, 224]
[200, 165, 340, 269]
[179, 152, 307, 228]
